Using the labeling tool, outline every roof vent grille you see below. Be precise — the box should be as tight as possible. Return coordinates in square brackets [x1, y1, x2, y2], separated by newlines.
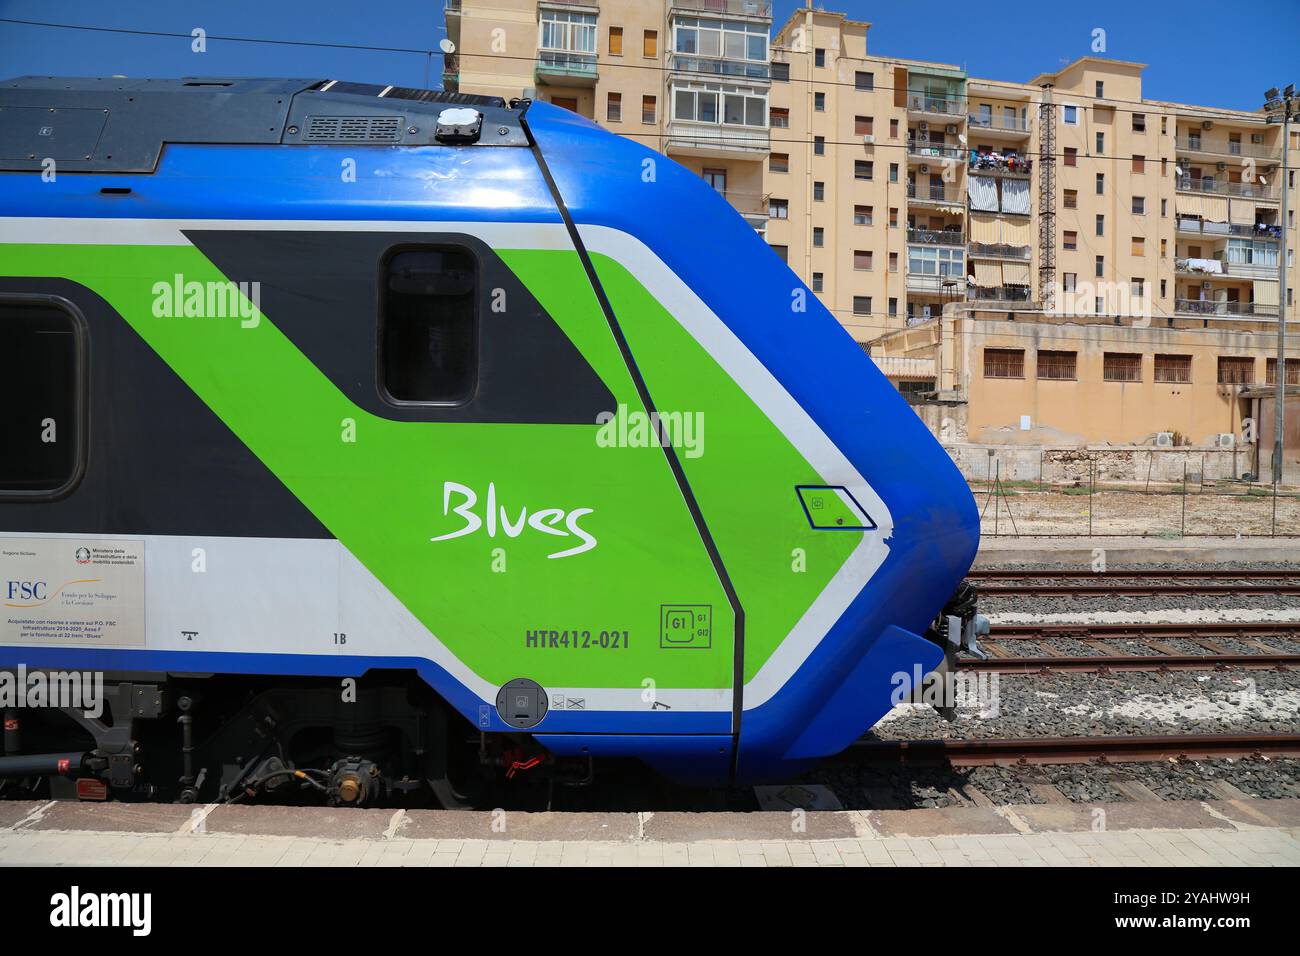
[304, 114, 403, 142]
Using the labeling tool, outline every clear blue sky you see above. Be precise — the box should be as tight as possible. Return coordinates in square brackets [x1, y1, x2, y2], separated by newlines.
[0, 0, 1296, 111]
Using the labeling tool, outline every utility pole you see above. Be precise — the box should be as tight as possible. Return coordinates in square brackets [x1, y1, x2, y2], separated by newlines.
[1265, 85, 1296, 484]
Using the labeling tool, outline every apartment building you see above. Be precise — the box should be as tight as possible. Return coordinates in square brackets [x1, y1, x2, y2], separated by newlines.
[444, 1, 1299, 462]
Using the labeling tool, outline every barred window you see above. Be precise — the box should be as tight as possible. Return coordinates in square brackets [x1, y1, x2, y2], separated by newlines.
[1266, 358, 1300, 385]
[1037, 350, 1077, 381]
[1218, 357, 1255, 385]
[984, 348, 1024, 379]
[1154, 354, 1192, 384]
[1103, 352, 1143, 383]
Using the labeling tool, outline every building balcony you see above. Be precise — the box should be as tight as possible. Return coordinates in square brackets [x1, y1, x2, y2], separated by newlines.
[535, 50, 598, 86]
[1175, 298, 1278, 319]
[968, 113, 1030, 138]
[445, 0, 462, 14]
[1176, 256, 1279, 281]
[669, 53, 770, 83]
[1175, 218, 1283, 240]
[1176, 176, 1277, 202]
[969, 242, 1031, 260]
[906, 272, 965, 295]
[906, 184, 965, 209]
[968, 155, 1032, 177]
[907, 227, 964, 246]
[968, 285, 1033, 303]
[907, 94, 967, 119]
[1176, 136, 1280, 162]
[665, 121, 769, 159]
[669, 0, 772, 16]
[539, 0, 600, 8]
[906, 140, 965, 164]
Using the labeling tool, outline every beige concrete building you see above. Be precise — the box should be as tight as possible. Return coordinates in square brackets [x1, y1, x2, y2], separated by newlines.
[443, 1, 1299, 472]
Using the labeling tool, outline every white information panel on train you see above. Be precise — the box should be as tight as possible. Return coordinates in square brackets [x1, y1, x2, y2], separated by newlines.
[0, 538, 145, 647]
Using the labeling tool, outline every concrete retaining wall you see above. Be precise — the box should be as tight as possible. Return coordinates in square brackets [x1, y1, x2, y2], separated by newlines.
[945, 443, 1256, 484]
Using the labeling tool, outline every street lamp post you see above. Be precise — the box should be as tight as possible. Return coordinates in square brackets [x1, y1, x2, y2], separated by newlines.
[1265, 85, 1296, 485]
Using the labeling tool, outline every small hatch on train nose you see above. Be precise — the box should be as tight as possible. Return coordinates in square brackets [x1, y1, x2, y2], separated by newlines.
[795, 485, 877, 531]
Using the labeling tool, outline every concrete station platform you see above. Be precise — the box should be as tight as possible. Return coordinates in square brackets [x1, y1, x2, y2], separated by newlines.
[1, 798, 1298, 867]
[975, 535, 1300, 568]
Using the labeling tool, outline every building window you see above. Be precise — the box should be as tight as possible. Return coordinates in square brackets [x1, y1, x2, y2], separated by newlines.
[0, 296, 85, 497]
[855, 71, 873, 91]
[984, 348, 1025, 379]
[1096, 173, 1105, 195]
[888, 251, 898, 271]
[769, 152, 789, 173]
[889, 163, 899, 183]
[1132, 196, 1145, 214]
[1064, 189, 1078, 209]
[1132, 113, 1146, 132]
[643, 29, 657, 58]
[771, 62, 790, 82]
[1064, 147, 1077, 166]
[889, 207, 898, 228]
[1131, 278, 1145, 299]
[1161, 198, 1168, 216]
[606, 92, 621, 123]
[811, 272, 823, 291]
[813, 180, 824, 201]
[769, 198, 788, 219]
[855, 115, 873, 136]
[1095, 295, 1104, 313]
[1095, 81, 1104, 98]
[1063, 230, 1078, 250]
[1154, 354, 1192, 384]
[853, 204, 873, 225]
[814, 91, 826, 111]
[1095, 131, 1104, 153]
[1131, 236, 1145, 256]
[1103, 352, 1142, 383]
[814, 48, 825, 68]
[641, 94, 656, 123]
[381, 247, 477, 404]
[853, 296, 871, 315]
[853, 249, 873, 270]
[1218, 357, 1255, 385]
[608, 26, 623, 56]
[1063, 272, 1077, 292]
[770, 244, 788, 263]
[814, 136, 825, 155]
[888, 297, 898, 316]
[1267, 358, 1300, 385]
[855, 160, 872, 180]
[770, 106, 789, 128]
[1132, 154, 1145, 174]
[1095, 254, 1104, 277]
[1037, 350, 1077, 381]
[539, 9, 597, 55]
[889, 118, 899, 138]
[1063, 105, 1078, 125]
[1096, 214, 1104, 236]
[673, 84, 767, 128]
[1160, 278, 1167, 296]
[813, 227, 824, 247]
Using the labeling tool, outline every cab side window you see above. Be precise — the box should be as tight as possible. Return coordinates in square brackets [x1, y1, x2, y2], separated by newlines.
[380, 247, 477, 404]
[0, 296, 85, 498]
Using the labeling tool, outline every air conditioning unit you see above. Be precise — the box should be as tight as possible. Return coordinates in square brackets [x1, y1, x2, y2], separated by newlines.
[1202, 281, 1213, 289]
[1251, 133, 1265, 144]
[1217, 433, 1235, 449]
[1202, 120, 1213, 130]
[862, 134, 875, 145]
[919, 121, 929, 131]
[945, 124, 958, 134]
[1216, 162, 1227, 171]
[919, 164, 929, 173]
[1156, 432, 1174, 447]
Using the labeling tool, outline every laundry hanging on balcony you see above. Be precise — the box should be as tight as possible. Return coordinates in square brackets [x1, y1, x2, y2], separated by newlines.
[1182, 257, 1223, 274]
[968, 175, 998, 212]
[1000, 178, 1031, 215]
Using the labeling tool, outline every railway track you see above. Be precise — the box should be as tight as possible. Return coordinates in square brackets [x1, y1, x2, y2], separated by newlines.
[964, 622, 1300, 672]
[847, 732, 1300, 766]
[969, 568, 1300, 597]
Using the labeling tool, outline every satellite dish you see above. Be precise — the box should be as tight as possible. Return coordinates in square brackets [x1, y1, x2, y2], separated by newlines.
[439, 38, 455, 54]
